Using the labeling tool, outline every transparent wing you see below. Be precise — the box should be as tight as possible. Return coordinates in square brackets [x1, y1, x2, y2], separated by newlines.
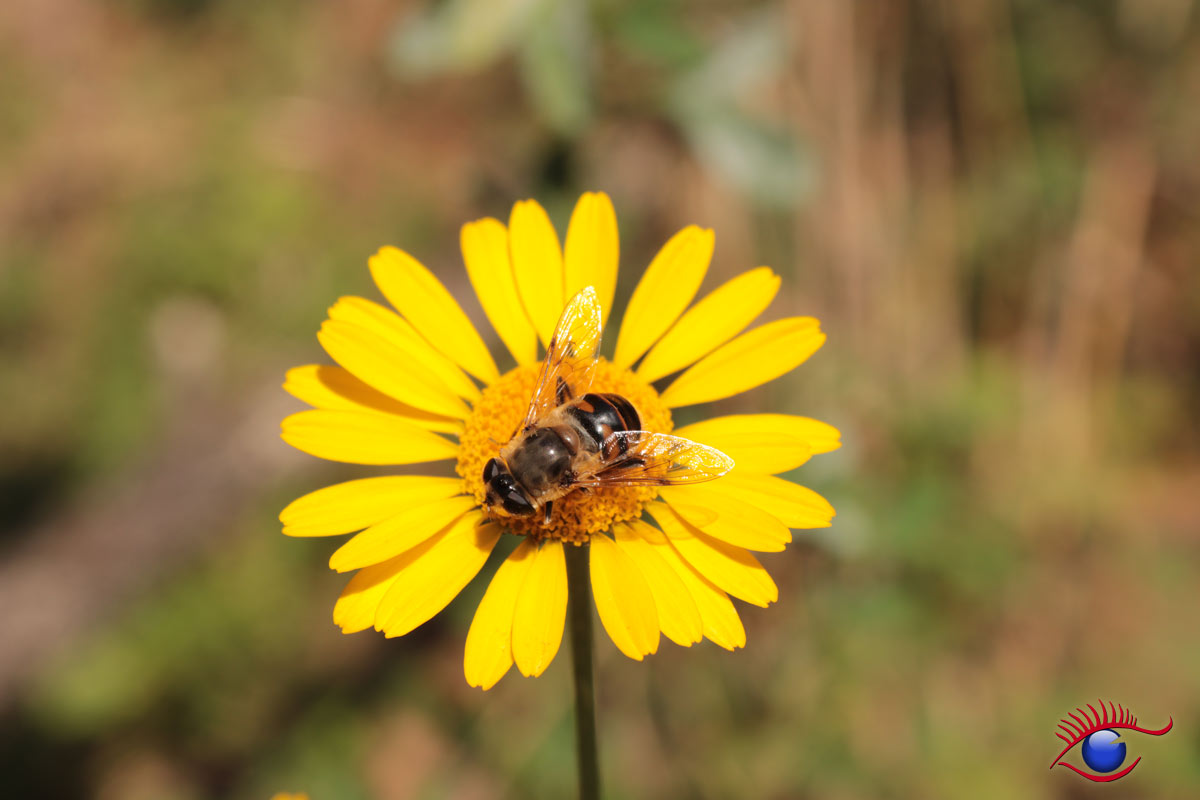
[520, 286, 603, 431]
[576, 432, 735, 487]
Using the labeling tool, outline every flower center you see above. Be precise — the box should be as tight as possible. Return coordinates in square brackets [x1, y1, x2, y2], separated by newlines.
[457, 358, 672, 544]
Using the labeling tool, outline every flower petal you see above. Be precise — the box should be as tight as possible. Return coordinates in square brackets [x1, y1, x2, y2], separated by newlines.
[509, 199, 565, 349]
[281, 409, 458, 465]
[637, 267, 780, 382]
[368, 246, 500, 384]
[334, 554, 406, 634]
[589, 533, 659, 660]
[327, 297, 479, 403]
[374, 515, 500, 638]
[464, 539, 537, 690]
[511, 539, 568, 677]
[283, 365, 463, 434]
[707, 473, 835, 529]
[627, 520, 744, 650]
[564, 192, 618, 329]
[613, 523, 702, 646]
[656, 486, 791, 552]
[329, 496, 478, 572]
[659, 317, 826, 408]
[318, 320, 472, 419]
[461, 218, 539, 366]
[647, 503, 778, 607]
[613, 226, 713, 368]
[673, 413, 840, 473]
[280, 476, 465, 537]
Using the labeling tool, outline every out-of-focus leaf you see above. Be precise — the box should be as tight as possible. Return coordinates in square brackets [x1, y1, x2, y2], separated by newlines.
[681, 112, 814, 208]
[614, 0, 705, 69]
[389, 0, 544, 76]
[518, 0, 592, 136]
[672, 8, 785, 101]
[26, 524, 308, 739]
[669, 8, 813, 208]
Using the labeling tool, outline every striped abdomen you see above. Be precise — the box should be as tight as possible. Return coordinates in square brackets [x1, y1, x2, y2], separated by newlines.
[565, 393, 641, 458]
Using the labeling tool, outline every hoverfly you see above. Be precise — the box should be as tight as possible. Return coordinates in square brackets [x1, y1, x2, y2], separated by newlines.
[483, 286, 734, 525]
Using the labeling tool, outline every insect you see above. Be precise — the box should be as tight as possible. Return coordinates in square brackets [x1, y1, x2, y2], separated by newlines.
[483, 286, 735, 525]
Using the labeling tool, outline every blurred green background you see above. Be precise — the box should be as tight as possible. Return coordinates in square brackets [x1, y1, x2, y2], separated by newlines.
[2, 0, 1199, 798]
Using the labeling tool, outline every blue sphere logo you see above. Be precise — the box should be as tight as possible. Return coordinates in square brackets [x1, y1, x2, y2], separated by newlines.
[1081, 729, 1126, 773]
[1052, 701, 1173, 782]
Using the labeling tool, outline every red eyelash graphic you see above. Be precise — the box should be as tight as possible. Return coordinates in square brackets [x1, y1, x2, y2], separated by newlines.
[1050, 699, 1174, 782]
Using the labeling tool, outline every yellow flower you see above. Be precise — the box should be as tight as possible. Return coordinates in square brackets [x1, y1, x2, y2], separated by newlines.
[280, 192, 839, 690]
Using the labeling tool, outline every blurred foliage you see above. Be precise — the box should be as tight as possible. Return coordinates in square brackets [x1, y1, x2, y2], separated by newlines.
[2, 0, 1200, 799]
[391, 0, 810, 204]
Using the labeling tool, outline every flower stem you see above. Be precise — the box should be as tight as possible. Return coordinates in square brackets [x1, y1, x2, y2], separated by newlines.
[565, 542, 600, 800]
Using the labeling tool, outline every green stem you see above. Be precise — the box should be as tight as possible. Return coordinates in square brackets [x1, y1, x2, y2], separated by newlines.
[565, 542, 600, 800]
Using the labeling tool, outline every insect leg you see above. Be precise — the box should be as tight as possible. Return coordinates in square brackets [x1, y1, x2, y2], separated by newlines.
[555, 376, 572, 404]
[542, 500, 554, 526]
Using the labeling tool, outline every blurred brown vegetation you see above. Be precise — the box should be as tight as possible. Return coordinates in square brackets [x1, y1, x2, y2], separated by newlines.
[1, 0, 1199, 798]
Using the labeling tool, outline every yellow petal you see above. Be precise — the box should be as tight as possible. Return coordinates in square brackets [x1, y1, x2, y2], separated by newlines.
[511, 539, 568, 677]
[509, 199, 564, 349]
[656, 486, 791, 552]
[626, 520, 744, 650]
[695, 433, 810, 474]
[327, 297, 480, 402]
[334, 554, 406, 634]
[613, 523, 702, 646]
[464, 539, 537, 690]
[318, 320, 471, 419]
[637, 267, 780, 382]
[677, 413, 841, 454]
[461, 218, 538, 367]
[673, 413, 840, 473]
[280, 476, 465, 537]
[660, 317, 826, 408]
[589, 533, 659, 660]
[646, 503, 778, 607]
[374, 515, 500, 638]
[281, 409, 458, 465]
[707, 472, 835, 529]
[329, 496, 478, 572]
[564, 192, 618, 329]
[283, 365, 463, 434]
[368, 246, 499, 384]
[613, 226, 713, 368]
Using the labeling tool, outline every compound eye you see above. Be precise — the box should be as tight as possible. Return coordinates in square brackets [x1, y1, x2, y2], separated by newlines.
[501, 487, 535, 516]
[482, 458, 501, 482]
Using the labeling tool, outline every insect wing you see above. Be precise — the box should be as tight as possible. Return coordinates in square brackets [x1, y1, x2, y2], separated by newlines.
[580, 432, 734, 487]
[520, 286, 603, 430]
